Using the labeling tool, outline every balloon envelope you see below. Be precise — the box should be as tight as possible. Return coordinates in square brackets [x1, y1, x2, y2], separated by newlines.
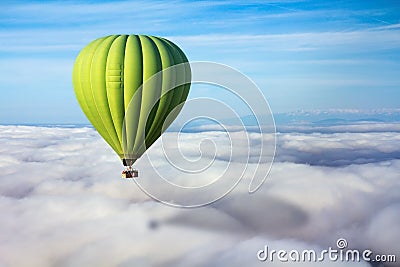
[73, 35, 191, 166]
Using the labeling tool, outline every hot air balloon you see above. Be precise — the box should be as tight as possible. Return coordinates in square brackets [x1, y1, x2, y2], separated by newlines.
[72, 35, 191, 178]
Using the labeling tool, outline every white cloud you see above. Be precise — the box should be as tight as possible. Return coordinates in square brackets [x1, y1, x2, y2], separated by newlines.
[0, 125, 399, 266]
[1, 0, 399, 56]
[170, 28, 400, 53]
[276, 131, 400, 166]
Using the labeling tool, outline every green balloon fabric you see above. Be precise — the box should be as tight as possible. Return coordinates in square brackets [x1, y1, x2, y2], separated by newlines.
[72, 35, 191, 166]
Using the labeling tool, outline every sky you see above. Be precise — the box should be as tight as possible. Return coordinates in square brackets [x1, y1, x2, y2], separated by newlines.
[0, 0, 399, 123]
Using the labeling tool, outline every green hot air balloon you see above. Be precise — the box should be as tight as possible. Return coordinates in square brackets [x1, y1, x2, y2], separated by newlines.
[72, 35, 191, 178]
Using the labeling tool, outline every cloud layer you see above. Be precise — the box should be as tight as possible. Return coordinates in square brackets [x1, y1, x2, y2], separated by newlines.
[0, 125, 399, 266]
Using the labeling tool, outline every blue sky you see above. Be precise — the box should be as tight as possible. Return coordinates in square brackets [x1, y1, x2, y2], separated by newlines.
[0, 0, 399, 123]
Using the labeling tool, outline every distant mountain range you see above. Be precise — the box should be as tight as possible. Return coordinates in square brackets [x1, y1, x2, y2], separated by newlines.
[274, 109, 400, 125]
[3, 109, 400, 129]
[175, 109, 400, 132]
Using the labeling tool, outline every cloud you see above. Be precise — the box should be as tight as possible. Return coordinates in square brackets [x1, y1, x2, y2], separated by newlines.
[180, 122, 400, 166]
[276, 131, 400, 166]
[0, 124, 399, 266]
[170, 27, 400, 53]
[2, 0, 399, 56]
[0, 1, 199, 26]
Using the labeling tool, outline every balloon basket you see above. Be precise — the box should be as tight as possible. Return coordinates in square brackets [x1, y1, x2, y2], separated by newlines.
[122, 167, 138, 179]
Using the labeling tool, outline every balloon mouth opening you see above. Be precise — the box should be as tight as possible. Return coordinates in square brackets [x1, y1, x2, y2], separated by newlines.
[122, 158, 137, 166]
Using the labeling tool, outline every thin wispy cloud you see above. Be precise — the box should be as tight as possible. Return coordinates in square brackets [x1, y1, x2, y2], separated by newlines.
[170, 27, 400, 51]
